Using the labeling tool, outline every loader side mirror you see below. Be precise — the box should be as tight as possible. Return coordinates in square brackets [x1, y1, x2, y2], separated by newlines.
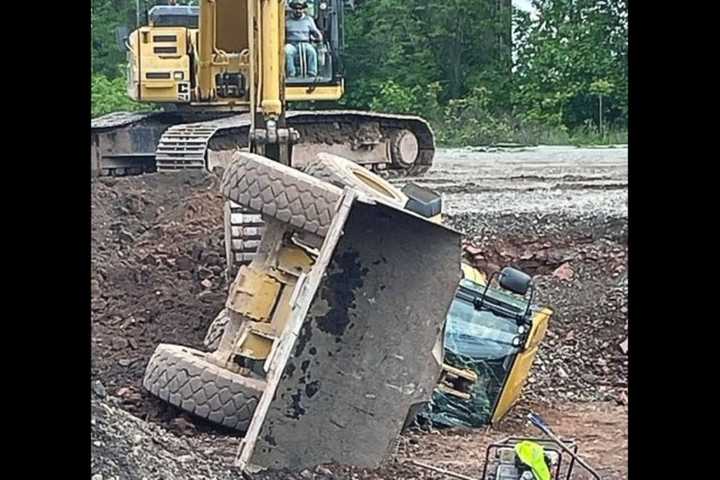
[498, 267, 532, 296]
[115, 26, 129, 51]
[474, 267, 535, 325]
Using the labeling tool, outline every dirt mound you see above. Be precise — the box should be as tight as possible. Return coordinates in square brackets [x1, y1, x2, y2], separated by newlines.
[90, 148, 627, 478]
[91, 167, 628, 433]
[91, 171, 235, 433]
[91, 386, 242, 479]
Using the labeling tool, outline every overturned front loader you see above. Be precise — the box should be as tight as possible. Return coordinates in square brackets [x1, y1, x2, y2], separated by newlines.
[144, 152, 462, 470]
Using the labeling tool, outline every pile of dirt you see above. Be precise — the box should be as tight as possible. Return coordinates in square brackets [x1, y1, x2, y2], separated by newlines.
[90, 150, 627, 478]
[91, 148, 628, 480]
[91, 384, 241, 480]
[91, 171, 232, 432]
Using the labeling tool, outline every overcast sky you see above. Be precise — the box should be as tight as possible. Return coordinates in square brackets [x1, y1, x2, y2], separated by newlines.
[512, 0, 540, 23]
[513, 0, 534, 12]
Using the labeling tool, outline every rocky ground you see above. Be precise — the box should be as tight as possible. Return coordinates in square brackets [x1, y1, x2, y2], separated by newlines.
[92, 385, 625, 480]
[91, 145, 628, 479]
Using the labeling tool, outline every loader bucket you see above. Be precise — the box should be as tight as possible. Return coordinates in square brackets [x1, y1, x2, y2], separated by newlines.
[236, 189, 462, 471]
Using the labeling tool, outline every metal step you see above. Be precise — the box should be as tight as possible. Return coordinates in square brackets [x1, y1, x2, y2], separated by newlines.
[224, 201, 265, 277]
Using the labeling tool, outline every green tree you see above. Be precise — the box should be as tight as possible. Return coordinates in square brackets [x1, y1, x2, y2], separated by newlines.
[589, 78, 614, 135]
[342, 0, 438, 108]
[92, 1, 173, 77]
[88, 0, 627, 142]
[92, 0, 135, 78]
[511, 0, 628, 129]
[342, 0, 512, 113]
[414, 0, 511, 103]
[92, 74, 146, 117]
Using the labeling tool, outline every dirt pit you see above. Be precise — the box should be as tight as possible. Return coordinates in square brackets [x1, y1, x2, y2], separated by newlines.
[91, 146, 628, 478]
[91, 171, 237, 434]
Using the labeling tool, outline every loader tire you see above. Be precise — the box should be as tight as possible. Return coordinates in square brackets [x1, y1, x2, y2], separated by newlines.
[203, 309, 229, 351]
[143, 343, 265, 432]
[220, 152, 343, 237]
[303, 152, 407, 206]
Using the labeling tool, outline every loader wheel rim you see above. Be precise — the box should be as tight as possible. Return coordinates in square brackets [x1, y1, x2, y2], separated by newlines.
[351, 168, 404, 202]
[308, 152, 408, 206]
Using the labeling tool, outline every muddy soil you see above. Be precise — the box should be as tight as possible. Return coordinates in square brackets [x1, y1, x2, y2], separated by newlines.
[93, 385, 626, 480]
[91, 145, 628, 478]
[91, 171, 236, 434]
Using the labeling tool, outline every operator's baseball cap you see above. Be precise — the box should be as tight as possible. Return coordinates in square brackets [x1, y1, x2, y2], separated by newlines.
[289, 1, 307, 10]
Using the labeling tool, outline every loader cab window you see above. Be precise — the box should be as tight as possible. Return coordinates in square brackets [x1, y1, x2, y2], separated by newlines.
[285, 0, 339, 84]
[434, 280, 528, 425]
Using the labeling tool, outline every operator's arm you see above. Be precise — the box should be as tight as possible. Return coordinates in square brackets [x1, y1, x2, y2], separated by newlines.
[307, 17, 323, 41]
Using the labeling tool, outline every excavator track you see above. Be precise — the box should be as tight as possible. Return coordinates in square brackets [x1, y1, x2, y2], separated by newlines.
[90, 110, 243, 176]
[151, 110, 435, 175]
[155, 113, 253, 172]
[156, 124, 220, 171]
[284, 110, 435, 177]
[90, 111, 168, 177]
[92, 110, 435, 176]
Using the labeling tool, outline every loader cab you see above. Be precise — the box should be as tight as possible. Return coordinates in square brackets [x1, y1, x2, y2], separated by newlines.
[284, 0, 345, 101]
[428, 268, 552, 427]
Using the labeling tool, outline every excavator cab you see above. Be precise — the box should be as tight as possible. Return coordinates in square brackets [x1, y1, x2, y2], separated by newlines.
[284, 0, 344, 87]
[285, 0, 345, 101]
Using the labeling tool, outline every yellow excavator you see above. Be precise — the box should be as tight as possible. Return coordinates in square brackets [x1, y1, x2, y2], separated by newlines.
[90, 0, 434, 178]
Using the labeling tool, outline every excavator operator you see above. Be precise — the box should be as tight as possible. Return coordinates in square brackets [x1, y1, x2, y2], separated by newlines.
[285, 1, 323, 78]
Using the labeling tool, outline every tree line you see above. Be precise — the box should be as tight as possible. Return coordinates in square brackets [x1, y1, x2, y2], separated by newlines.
[92, 0, 627, 145]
